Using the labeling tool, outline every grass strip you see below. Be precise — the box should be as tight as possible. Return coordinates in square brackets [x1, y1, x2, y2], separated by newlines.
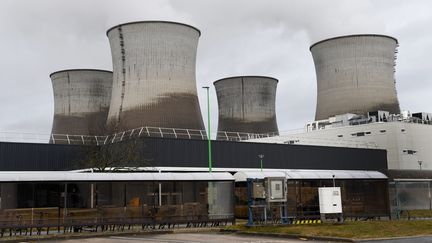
[227, 220, 432, 239]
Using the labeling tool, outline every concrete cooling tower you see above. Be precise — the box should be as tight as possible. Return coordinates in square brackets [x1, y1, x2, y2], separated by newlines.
[214, 76, 278, 138]
[50, 69, 113, 136]
[106, 21, 205, 132]
[310, 34, 401, 121]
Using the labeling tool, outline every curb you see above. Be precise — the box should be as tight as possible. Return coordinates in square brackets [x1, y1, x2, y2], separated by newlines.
[354, 234, 432, 242]
[0, 229, 174, 242]
[0, 227, 224, 242]
[2, 227, 430, 242]
[221, 229, 355, 242]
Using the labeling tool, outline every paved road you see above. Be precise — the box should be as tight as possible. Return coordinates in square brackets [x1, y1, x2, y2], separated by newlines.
[50, 233, 326, 243]
[363, 236, 432, 243]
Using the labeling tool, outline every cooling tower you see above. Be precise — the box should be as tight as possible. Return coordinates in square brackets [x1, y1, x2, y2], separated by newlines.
[106, 21, 205, 132]
[214, 76, 278, 137]
[50, 69, 113, 136]
[310, 34, 401, 121]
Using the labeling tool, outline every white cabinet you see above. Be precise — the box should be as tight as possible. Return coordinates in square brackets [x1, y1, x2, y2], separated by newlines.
[318, 187, 342, 214]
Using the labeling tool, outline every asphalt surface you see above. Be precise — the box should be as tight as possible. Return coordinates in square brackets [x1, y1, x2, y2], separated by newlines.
[362, 236, 432, 243]
[47, 233, 326, 242]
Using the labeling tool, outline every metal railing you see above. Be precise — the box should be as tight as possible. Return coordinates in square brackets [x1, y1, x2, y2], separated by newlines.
[0, 125, 378, 149]
[0, 126, 279, 145]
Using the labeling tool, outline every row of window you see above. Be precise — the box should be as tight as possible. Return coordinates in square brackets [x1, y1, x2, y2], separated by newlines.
[337, 128, 408, 138]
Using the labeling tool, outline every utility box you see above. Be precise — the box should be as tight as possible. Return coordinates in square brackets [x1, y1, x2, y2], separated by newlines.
[252, 182, 266, 199]
[318, 187, 342, 214]
[265, 177, 287, 202]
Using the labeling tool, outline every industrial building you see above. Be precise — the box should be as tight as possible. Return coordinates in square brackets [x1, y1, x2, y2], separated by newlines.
[0, 18, 430, 238]
[233, 171, 389, 219]
[246, 33, 430, 173]
[310, 35, 401, 120]
[247, 111, 432, 215]
[214, 76, 278, 138]
[250, 111, 432, 171]
[50, 69, 113, 137]
[106, 21, 205, 132]
[248, 34, 431, 215]
[0, 171, 235, 233]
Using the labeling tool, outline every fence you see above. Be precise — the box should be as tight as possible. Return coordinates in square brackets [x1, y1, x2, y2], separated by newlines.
[0, 126, 279, 145]
[0, 126, 377, 149]
[0, 205, 233, 237]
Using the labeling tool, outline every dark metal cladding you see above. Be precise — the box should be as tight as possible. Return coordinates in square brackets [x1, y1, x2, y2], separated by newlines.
[214, 76, 278, 138]
[50, 69, 113, 138]
[106, 21, 205, 132]
[0, 138, 388, 172]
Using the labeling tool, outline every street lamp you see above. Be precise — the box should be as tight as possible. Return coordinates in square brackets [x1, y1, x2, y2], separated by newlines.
[258, 154, 264, 172]
[202, 86, 212, 173]
[418, 161, 423, 170]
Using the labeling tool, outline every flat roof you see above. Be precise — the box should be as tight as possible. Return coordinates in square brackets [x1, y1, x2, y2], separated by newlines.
[388, 170, 432, 180]
[72, 167, 387, 181]
[233, 169, 387, 182]
[0, 172, 234, 182]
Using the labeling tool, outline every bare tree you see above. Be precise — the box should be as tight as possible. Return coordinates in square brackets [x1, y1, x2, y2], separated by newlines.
[80, 119, 153, 171]
[80, 138, 153, 171]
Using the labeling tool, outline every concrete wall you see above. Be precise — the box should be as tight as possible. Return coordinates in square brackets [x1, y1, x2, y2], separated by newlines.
[106, 21, 205, 132]
[311, 35, 400, 120]
[214, 76, 278, 136]
[254, 122, 432, 170]
[51, 69, 113, 136]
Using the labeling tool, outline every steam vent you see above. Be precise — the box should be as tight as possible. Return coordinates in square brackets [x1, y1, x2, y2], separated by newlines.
[50, 69, 113, 136]
[214, 76, 279, 138]
[106, 21, 205, 132]
[310, 34, 401, 120]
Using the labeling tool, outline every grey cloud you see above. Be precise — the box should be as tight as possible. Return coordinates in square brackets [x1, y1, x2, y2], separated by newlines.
[0, 0, 430, 135]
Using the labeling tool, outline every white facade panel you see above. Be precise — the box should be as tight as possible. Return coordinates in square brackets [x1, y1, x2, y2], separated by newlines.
[251, 122, 432, 170]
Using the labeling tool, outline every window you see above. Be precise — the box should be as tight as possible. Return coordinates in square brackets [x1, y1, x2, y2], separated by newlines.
[403, 149, 417, 155]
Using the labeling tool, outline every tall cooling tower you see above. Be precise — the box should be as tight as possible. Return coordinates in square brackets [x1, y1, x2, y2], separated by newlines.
[50, 69, 113, 136]
[214, 76, 278, 137]
[310, 34, 401, 120]
[106, 21, 205, 132]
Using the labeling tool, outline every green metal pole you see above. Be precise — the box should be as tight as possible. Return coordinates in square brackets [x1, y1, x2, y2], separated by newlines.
[258, 154, 264, 172]
[205, 87, 212, 173]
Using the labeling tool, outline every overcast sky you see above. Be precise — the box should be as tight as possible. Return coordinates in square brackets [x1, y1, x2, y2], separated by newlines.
[0, 0, 431, 135]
